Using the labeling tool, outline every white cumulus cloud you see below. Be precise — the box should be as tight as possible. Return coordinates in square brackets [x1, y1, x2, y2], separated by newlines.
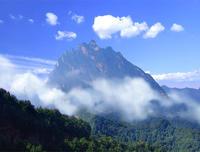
[93, 15, 131, 39]
[93, 15, 148, 39]
[55, 30, 77, 40]
[143, 22, 165, 38]
[171, 23, 184, 32]
[93, 15, 164, 39]
[46, 12, 59, 26]
[120, 22, 148, 38]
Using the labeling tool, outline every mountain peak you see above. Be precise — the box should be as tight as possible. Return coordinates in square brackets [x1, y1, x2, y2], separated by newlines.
[79, 40, 100, 54]
[89, 40, 98, 47]
[49, 42, 166, 96]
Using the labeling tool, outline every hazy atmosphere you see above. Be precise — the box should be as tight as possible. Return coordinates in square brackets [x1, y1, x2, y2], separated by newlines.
[1, 0, 200, 151]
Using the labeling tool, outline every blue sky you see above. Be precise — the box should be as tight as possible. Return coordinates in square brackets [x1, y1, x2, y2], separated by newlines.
[0, 0, 200, 88]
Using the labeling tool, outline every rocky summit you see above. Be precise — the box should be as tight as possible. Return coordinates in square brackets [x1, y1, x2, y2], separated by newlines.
[49, 40, 166, 96]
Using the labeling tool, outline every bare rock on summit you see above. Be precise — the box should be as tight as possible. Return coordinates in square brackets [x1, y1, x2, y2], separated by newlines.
[49, 40, 166, 96]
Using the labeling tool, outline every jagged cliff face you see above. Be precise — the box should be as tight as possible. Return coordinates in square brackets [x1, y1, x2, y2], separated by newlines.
[49, 40, 166, 95]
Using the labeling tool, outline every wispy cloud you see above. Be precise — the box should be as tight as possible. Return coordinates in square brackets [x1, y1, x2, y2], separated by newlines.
[71, 14, 85, 24]
[8, 14, 35, 24]
[9, 14, 23, 20]
[0, 19, 4, 24]
[152, 70, 200, 81]
[9, 14, 16, 20]
[28, 19, 34, 23]
[152, 70, 200, 88]
[0, 54, 56, 75]
[55, 30, 77, 40]
[3, 54, 56, 65]
[68, 11, 85, 24]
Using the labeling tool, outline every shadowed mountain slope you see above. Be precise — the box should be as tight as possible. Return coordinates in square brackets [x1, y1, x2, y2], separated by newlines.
[49, 40, 166, 96]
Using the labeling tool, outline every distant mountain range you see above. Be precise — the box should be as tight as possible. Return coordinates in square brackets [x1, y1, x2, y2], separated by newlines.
[49, 40, 166, 96]
[163, 85, 200, 102]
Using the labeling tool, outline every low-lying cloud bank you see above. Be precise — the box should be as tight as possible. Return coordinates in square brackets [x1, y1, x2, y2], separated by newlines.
[1, 55, 200, 123]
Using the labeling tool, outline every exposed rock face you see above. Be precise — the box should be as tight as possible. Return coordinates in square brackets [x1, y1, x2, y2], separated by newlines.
[49, 40, 166, 96]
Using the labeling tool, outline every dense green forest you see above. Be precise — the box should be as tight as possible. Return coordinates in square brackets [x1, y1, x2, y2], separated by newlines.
[80, 112, 200, 152]
[0, 88, 162, 152]
[1, 88, 200, 152]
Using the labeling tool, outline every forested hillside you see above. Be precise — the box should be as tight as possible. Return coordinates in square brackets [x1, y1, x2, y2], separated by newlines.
[80, 112, 200, 152]
[0, 88, 162, 152]
[2, 87, 200, 151]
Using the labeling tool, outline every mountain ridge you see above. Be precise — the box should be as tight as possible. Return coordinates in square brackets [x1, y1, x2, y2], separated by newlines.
[162, 85, 200, 102]
[49, 40, 166, 96]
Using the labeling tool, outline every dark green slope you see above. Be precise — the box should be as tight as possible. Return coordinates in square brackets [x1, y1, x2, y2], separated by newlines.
[0, 88, 162, 152]
[79, 112, 200, 152]
[0, 88, 90, 151]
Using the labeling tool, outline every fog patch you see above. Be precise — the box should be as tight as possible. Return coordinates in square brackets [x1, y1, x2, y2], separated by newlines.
[1, 55, 200, 123]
